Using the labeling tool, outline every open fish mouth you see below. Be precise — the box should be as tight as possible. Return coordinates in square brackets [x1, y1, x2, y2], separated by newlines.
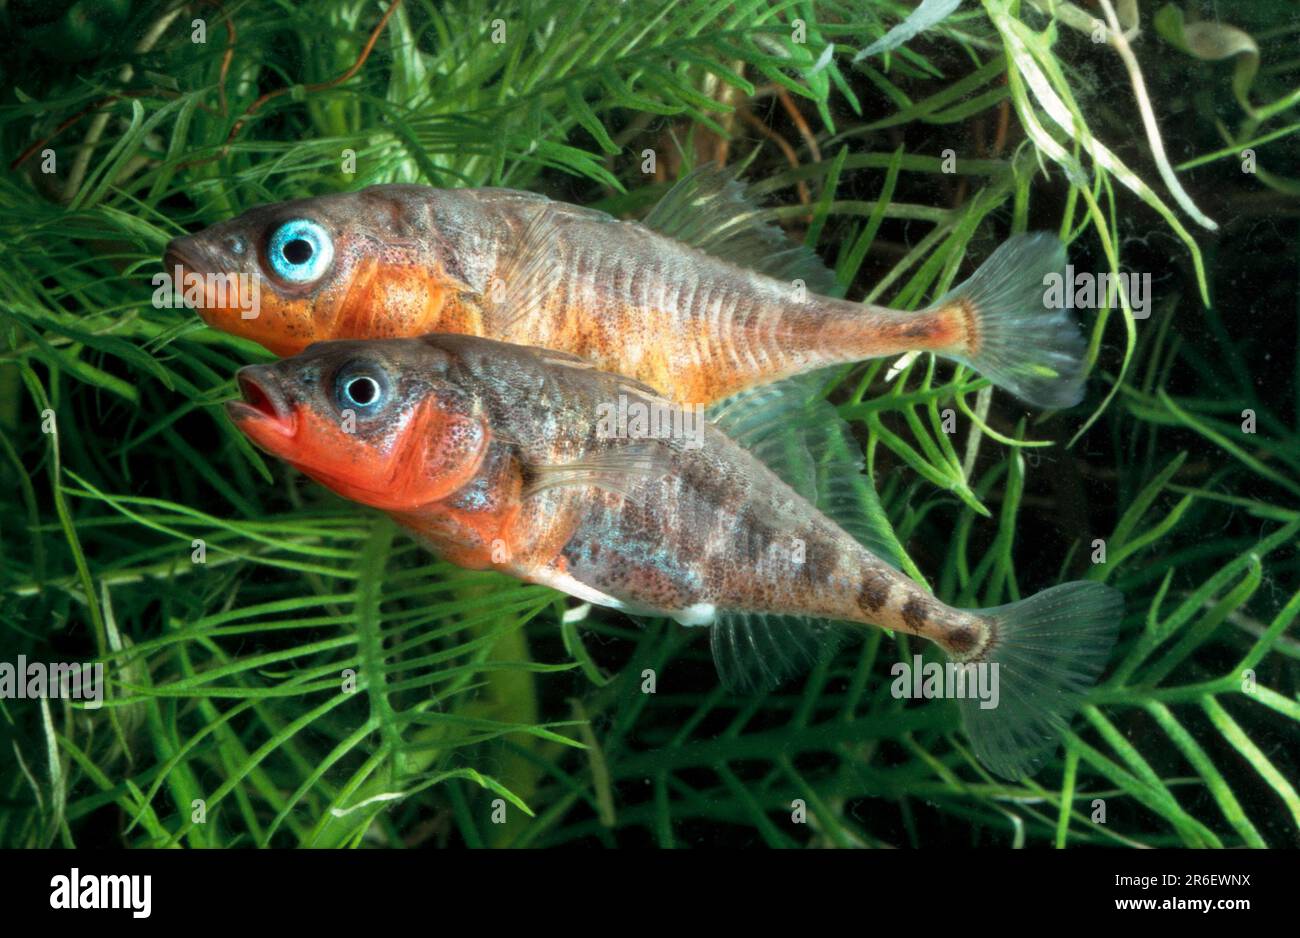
[226, 366, 296, 438]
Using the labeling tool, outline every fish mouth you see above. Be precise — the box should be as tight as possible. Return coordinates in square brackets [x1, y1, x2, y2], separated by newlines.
[226, 366, 296, 439]
[163, 237, 203, 277]
[164, 237, 216, 319]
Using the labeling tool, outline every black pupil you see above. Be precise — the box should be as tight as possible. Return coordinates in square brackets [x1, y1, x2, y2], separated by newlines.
[283, 238, 313, 264]
[347, 377, 379, 406]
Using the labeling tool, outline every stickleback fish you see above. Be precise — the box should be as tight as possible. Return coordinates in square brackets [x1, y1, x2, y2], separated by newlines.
[226, 332, 1121, 779]
[171, 165, 1090, 409]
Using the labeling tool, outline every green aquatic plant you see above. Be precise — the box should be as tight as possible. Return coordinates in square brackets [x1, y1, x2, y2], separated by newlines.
[0, 0, 1296, 847]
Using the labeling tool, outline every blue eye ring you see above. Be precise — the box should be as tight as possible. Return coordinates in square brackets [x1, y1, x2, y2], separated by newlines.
[336, 368, 387, 412]
[267, 218, 334, 284]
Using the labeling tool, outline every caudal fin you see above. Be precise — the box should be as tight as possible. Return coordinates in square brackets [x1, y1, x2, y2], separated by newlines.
[933, 233, 1089, 409]
[956, 581, 1122, 780]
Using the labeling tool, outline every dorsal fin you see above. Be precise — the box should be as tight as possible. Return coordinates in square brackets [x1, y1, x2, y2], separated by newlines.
[642, 162, 840, 296]
[706, 371, 907, 571]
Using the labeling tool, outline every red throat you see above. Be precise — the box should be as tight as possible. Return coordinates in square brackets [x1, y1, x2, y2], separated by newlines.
[232, 396, 486, 515]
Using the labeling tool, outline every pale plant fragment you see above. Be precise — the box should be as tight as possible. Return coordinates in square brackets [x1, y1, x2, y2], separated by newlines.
[1097, 0, 1218, 231]
[989, 1, 1214, 261]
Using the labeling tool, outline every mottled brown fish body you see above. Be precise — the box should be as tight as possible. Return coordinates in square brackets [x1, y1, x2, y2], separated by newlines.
[227, 332, 1120, 779]
[273, 333, 989, 657]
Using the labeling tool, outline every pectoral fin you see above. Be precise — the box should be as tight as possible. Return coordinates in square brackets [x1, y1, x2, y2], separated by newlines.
[487, 205, 565, 339]
[522, 441, 673, 504]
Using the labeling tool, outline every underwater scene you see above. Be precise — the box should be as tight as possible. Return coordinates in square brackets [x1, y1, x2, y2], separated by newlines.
[0, 0, 1297, 871]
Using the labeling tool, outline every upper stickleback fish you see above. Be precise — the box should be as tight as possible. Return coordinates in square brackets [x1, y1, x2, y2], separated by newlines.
[226, 332, 1121, 779]
[170, 165, 1090, 409]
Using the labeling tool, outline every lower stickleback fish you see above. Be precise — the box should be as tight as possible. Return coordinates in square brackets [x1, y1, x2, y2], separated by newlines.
[226, 332, 1121, 779]
[171, 165, 1091, 409]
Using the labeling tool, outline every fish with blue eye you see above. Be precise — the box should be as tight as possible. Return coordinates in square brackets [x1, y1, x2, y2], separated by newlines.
[163, 172, 1095, 409]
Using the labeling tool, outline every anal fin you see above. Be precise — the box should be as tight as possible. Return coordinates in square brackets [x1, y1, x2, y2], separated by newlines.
[710, 612, 849, 693]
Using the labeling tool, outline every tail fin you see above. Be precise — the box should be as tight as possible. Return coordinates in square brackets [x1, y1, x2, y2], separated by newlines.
[933, 233, 1088, 409]
[956, 581, 1122, 780]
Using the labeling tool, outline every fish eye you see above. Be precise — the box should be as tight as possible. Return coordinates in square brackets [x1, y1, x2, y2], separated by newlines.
[335, 365, 388, 412]
[266, 218, 334, 284]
